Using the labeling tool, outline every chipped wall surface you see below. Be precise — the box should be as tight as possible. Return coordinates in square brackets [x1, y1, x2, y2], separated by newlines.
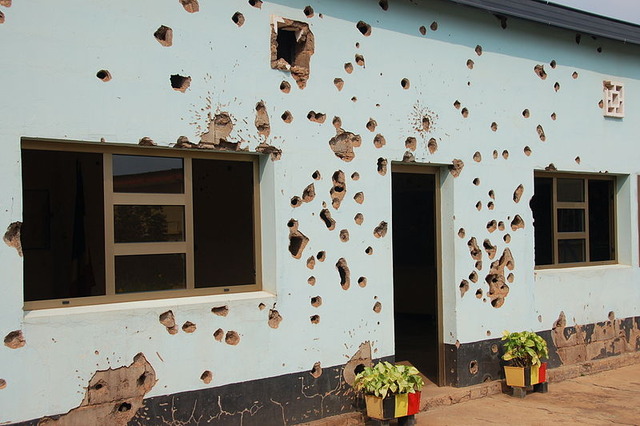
[1, 0, 640, 423]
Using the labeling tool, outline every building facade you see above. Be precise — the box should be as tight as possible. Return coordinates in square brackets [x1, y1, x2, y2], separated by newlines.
[1, 0, 639, 424]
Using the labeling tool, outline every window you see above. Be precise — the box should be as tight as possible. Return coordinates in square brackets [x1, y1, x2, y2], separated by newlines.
[603, 80, 624, 118]
[21, 139, 260, 309]
[531, 172, 615, 267]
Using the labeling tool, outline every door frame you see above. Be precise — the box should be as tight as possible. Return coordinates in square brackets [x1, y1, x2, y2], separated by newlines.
[391, 162, 445, 386]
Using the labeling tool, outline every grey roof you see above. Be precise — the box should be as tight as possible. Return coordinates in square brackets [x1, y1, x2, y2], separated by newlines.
[446, 0, 640, 44]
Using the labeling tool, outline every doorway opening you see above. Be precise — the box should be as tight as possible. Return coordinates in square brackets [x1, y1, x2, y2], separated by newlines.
[392, 165, 441, 385]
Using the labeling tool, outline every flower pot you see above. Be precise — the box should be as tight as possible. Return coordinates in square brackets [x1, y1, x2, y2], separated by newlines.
[365, 391, 421, 420]
[504, 362, 547, 387]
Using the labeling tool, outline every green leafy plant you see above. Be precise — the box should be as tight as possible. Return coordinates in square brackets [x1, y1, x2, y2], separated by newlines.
[501, 330, 549, 367]
[353, 361, 424, 398]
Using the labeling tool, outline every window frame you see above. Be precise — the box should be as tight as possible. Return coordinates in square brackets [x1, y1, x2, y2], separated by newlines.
[21, 138, 262, 310]
[533, 171, 617, 269]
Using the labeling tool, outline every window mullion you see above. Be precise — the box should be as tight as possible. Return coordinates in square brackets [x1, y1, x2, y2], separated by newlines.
[552, 177, 559, 265]
[104, 153, 116, 296]
[185, 158, 195, 290]
[584, 179, 590, 262]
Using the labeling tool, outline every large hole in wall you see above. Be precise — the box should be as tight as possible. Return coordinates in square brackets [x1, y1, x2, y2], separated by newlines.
[271, 18, 315, 89]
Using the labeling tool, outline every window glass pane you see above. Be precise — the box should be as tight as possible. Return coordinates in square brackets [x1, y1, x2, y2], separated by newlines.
[114, 205, 184, 243]
[558, 239, 586, 263]
[113, 155, 184, 193]
[557, 178, 584, 202]
[557, 209, 585, 232]
[22, 150, 106, 301]
[193, 159, 256, 287]
[115, 254, 186, 293]
[532, 177, 554, 265]
[589, 179, 614, 261]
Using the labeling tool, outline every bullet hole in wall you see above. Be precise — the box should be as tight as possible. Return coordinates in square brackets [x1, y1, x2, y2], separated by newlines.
[507, 273, 514, 283]
[473, 178, 480, 186]
[258, 303, 266, 310]
[419, 26, 426, 35]
[225, 331, 240, 345]
[513, 184, 524, 203]
[0, 11, 4, 24]
[524, 146, 532, 156]
[534, 65, 547, 80]
[366, 118, 377, 132]
[458, 228, 466, 238]
[329, 130, 362, 162]
[536, 125, 546, 141]
[291, 196, 302, 207]
[182, 321, 196, 333]
[332, 116, 342, 129]
[336, 258, 351, 290]
[510, 215, 524, 231]
[551, 112, 557, 120]
[550, 60, 557, 69]
[312, 170, 321, 180]
[483, 239, 497, 259]
[358, 277, 367, 288]
[373, 134, 386, 148]
[310, 315, 320, 324]
[554, 82, 560, 92]
[365, 246, 373, 255]
[473, 151, 482, 162]
[317, 251, 326, 261]
[344, 63, 354, 74]
[354, 192, 365, 204]
[339, 229, 350, 242]
[355, 54, 365, 67]
[280, 81, 291, 93]
[330, 170, 347, 208]
[379, 0, 389, 10]
[212, 306, 229, 317]
[356, 21, 372, 36]
[469, 360, 479, 375]
[454, 100, 461, 109]
[170, 74, 191, 92]
[492, 150, 498, 159]
[311, 362, 323, 378]
[304, 6, 314, 18]
[159, 311, 178, 335]
[449, 159, 464, 177]
[311, 296, 322, 307]
[354, 213, 364, 225]
[459, 280, 469, 297]
[373, 301, 382, 313]
[468, 237, 482, 261]
[476, 201, 482, 211]
[486, 220, 497, 233]
[498, 221, 505, 231]
[502, 150, 509, 159]
[281, 111, 293, 123]
[333, 78, 344, 91]
[503, 234, 511, 243]
[489, 190, 495, 199]
[180, 0, 199, 13]
[288, 219, 309, 258]
[469, 271, 479, 283]
[522, 109, 530, 118]
[487, 201, 494, 210]
[377, 158, 388, 175]
[271, 18, 315, 89]
[0, 379, 6, 389]
[249, 0, 262, 8]
[426, 138, 437, 154]
[3, 222, 22, 256]
[306, 256, 316, 269]
[466, 59, 474, 69]
[575, 156, 581, 164]
[572, 71, 579, 79]
[320, 209, 336, 230]
[475, 289, 483, 299]
[461, 108, 469, 118]
[491, 122, 498, 132]
[154, 25, 173, 47]
[213, 328, 224, 341]
[4, 330, 25, 349]
[494, 14, 507, 29]
[268, 309, 283, 328]
[598, 100, 604, 109]
[307, 111, 326, 123]
[308, 276, 316, 286]
[96, 70, 112, 82]
[597, 46, 602, 53]
[373, 221, 388, 238]
[232, 12, 245, 27]
[201, 371, 213, 384]
[401, 78, 410, 89]
[405, 137, 417, 151]
[475, 260, 483, 270]
[475, 45, 482, 56]
[430, 21, 438, 31]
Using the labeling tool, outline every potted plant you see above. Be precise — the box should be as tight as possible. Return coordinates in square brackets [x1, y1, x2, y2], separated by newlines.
[353, 361, 424, 423]
[501, 330, 550, 397]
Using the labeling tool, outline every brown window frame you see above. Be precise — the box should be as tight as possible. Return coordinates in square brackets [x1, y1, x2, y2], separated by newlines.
[21, 138, 262, 310]
[533, 171, 616, 269]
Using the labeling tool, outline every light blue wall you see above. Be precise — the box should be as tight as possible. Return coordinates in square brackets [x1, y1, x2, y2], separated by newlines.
[1, 0, 639, 421]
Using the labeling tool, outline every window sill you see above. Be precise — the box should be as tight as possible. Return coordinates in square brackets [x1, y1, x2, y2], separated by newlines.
[23, 290, 276, 319]
[534, 263, 631, 278]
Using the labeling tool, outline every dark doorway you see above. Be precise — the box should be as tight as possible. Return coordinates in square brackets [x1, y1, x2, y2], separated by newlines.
[392, 167, 440, 384]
